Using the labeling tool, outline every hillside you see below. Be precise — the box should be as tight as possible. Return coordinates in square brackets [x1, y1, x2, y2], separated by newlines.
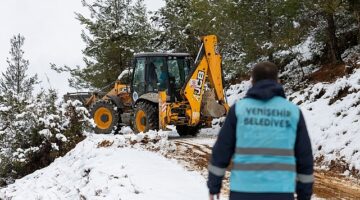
[290, 69, 360, 175]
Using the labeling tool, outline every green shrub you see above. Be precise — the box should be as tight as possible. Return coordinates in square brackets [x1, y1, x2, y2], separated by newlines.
[0, 90, 92, 186]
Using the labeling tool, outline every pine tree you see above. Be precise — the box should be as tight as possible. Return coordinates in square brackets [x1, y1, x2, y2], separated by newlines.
[313, 0, 347, 63]
[205, 0, 250, 78]
[155, 0, 308, 78]
[154, 0, 357, 79]
[348, 0, 360, 43]
[229, 0, 304, 63]
[52, 0, 153, 89]
[0, 89, 92, 185]
[0, 34, 38, 98]
[153, 0, 217, 56]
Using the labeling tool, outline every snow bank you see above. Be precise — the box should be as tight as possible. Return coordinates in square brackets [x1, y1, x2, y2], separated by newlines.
[289, 69, 360, 172]
[226, 80, 252, 106]
[0, 132, 208, 200]
[342, 45, 360, 65]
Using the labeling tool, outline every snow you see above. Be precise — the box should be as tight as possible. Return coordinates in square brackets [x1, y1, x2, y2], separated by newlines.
[261, 42, 273, 50]
[342, 45, 360, 67]
[293, 21, 300, 29]
[289, 69, 360, 171]
[292, 34, 322, 62]
[38, 129, 52, 138]
[117, 69, 132, 81]
[277, 33, 324, 87]
[225, 80, 252, 105]
[56, 133, 67, 142]
[0, 133, 208, 200]
[0, 106, 11, 112]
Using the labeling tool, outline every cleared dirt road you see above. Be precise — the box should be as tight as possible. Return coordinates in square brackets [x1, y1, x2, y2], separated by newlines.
[169, 136, 360, 200]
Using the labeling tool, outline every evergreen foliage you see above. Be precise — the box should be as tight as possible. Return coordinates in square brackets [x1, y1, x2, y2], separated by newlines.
[52, 0, 360, 88]
[0, 35, 93, 186]
[0, 34, 39, 98]
[348, 0, 360, 43]
[153, 0, 360, 82]
[152, 0, 217, 56]
[52, 0, 153, 90]
[0, 90, 92, 186]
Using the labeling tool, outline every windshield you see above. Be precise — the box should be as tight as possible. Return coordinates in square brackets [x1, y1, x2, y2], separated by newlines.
[147, 57, 166, 92]
[167, 57, 192, 89]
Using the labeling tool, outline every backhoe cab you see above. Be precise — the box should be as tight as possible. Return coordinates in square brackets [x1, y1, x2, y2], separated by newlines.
[69, 35, 229, 136]
[131, 52, 194, 134]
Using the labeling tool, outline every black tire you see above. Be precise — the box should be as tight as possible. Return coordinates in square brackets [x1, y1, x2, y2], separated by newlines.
[90, 100, 119, 134]
[133, 101, 158, 133]
[176, 125, 200, 137]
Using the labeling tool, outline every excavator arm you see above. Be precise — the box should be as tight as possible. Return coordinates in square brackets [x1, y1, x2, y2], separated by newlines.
[203, 36, 228, 106]
[158, 35, 229, 130]
[182, 35, 229, 125]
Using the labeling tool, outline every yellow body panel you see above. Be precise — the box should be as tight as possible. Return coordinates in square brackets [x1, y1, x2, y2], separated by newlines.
[182, 57, 209, 125]
[159, 91, 168, 129]
[85, 81, 131, 107]
[177, 35, 229, 127]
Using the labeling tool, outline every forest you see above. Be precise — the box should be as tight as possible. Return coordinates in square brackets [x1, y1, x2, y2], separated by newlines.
[52, 0, 360, 91]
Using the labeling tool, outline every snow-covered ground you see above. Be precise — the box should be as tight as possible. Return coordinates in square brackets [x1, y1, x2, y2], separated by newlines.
[0, 132, 209, 200]
[289, 69, 360, 172]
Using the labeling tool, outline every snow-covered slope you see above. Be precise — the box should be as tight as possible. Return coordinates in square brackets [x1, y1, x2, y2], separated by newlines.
[225, 80, 252, 105]
[225, 69, 360, 175]
[0, 132, 208, 200]
[289, 69, 360, 173]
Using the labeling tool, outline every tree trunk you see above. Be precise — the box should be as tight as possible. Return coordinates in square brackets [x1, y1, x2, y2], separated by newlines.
[356, 12, 360, 44]
[265, 0, 274, 62]
[325, 12, 342, 64]
[349, 0, 360, 43]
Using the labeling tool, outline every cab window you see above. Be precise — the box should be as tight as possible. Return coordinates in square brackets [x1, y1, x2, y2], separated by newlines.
[167, 57, 191, 88]
[147, 57, 166, 92]
[132, 58, 146, 97]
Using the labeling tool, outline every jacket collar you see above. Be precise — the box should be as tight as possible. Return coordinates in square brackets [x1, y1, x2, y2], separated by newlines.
[245, 79, 286, 100]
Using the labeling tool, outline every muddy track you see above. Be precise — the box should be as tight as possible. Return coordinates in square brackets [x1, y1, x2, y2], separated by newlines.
[170, 139, 360, 199]
[314, 171, 360, 199]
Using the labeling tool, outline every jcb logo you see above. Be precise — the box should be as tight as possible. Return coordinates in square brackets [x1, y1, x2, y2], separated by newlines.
[194, 70, 205, 97]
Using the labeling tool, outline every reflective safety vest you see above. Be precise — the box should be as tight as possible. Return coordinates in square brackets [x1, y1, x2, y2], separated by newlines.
[231, 96, 300, 193]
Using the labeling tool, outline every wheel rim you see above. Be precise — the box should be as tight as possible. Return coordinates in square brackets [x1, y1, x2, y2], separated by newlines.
[94, 107, 113, 130]
[135, 110, 147, 132]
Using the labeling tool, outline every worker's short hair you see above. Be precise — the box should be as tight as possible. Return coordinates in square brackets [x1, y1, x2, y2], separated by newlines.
[251, 62, 278, 83]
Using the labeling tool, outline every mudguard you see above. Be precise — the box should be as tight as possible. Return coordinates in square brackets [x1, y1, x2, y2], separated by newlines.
[106, 95, 125, 109]
[136, 93, 159, 104]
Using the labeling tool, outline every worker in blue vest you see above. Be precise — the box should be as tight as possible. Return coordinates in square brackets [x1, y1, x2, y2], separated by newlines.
[207, 62, 314, 200]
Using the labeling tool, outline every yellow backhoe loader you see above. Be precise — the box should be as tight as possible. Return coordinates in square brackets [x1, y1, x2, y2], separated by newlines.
[65, 35, 229, 136]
